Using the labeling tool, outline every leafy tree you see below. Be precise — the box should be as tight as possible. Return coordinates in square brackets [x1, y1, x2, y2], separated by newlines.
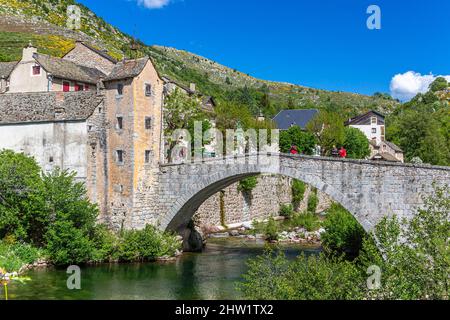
[387, 102, 449, 166]
[164, 89, 211, 161]
[238, 250, 364, 300]
[291, 179, 306, 210]
[0, 150, 45, 243]
[429, 77, 448, 92]
[321, 204, 366, 259]
[343, 127, 371, 159]
[279, 126, 316, 155]
[306, 111, 345, 155]
[359, 185, 450, 300]
[239, 185, 450, 300]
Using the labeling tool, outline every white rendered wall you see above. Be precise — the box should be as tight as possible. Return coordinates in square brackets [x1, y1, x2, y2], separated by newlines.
[0, 121, 88, 180]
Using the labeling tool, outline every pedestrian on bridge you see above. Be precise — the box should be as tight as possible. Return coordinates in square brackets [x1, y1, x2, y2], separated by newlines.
[339, 146, 347, 158]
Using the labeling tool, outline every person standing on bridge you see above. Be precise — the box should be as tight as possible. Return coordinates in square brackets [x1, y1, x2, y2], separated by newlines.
[339, 146, 347, 158]
[331, 145, 339, 157]
[290, 145, 299, 155]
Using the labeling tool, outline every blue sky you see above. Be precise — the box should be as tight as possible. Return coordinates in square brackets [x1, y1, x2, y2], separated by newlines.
[77, 0, 450, 99]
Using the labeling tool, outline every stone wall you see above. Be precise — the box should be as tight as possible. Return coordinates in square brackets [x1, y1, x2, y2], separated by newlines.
[193, 174, 333, 229]
[63, 42, 116, 75]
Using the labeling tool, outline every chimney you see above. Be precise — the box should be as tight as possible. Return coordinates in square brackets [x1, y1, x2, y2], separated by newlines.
[189, 83, 196, 93]
[22, 42, 38, 62]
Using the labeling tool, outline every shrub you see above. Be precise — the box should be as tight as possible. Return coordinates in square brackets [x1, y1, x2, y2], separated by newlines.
[0, 150, 46, 243]
[279, 204, 294, 218]
[0, 241, 43, 272]
[290, 212, 321, 232]
[90, 225, 121, 263]
[358, 185, 450, 300]
[45, 220, 93, 266]
[119, 225, 181, 262]
[264, 217, 279, 242]
[321, 204, 366, 258]
[291, 179, 306, 210]
[238, 250, 365, 300]
[237, 177, 258, 194]
[307, 189, 318, 213]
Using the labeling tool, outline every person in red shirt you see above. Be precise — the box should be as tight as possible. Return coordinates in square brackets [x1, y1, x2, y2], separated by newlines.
[339, 146, 347, 158]
[290, 145, 299, 155]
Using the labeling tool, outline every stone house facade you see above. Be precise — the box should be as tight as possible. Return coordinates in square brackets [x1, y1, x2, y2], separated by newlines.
[1, 44, 105, 94]
[0, 43, 164, 230]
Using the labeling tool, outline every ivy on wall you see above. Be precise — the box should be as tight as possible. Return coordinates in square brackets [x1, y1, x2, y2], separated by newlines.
[291, 179, 306, 210]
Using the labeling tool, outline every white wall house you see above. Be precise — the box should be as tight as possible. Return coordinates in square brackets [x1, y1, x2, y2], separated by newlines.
[345, 110, 404, 162]
[345, 110, 385, 145]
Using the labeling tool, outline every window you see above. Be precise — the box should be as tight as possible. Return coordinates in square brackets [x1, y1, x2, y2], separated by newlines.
[117, 83, 124, 96]
[372, 128, 377, 134]
[32, 65, 41, 75]
[145, 117, 152, 129]
[75, 83, 83, 91]
[49, 156, 54, 163]
[117, 116, 123, 130]
[145, 150, 151, 163]
[116, 150, 124, 164]
[145, 84, 152, 96]
[371, 117, 377, 124]
[85, 85, 89, 91]
[63, 81, 70, 92]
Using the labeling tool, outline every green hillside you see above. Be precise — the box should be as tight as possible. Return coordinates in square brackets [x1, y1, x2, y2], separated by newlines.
[0, 0, 400, 118]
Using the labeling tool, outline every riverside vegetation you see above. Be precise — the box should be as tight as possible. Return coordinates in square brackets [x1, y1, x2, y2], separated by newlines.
[0, 150, 181, 273]
[238, 185, 449, 300]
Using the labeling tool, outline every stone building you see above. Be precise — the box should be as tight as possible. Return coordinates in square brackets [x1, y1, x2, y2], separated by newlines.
[0, 43, 330, 232]
[1, 44, 105, 94]
[0, 43, 164, 230]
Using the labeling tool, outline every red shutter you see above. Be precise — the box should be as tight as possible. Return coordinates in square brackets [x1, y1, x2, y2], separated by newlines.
[63, 82, 70, 92]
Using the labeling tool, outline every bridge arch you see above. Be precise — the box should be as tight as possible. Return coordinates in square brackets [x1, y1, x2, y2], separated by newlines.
[162, 156, 368, 233]
[153, 154, 449, 236]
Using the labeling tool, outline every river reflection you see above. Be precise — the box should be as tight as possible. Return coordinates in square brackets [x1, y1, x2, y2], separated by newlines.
[8, 238, 321, 300]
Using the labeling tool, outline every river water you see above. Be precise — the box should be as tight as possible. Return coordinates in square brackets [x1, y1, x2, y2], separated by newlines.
[7, 238, 321, 300]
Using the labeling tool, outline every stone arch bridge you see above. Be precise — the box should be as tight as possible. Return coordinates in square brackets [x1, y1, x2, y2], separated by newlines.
[133, 153, 449, 234]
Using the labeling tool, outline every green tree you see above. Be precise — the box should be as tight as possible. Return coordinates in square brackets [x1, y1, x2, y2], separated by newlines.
[321, 204, 366, 259]
[306, 111, 345, 155]
[0, 150, 45, 243]
[359, 185, 450, 300]
[164, 89, 211, 161]
[343, 127, 370, 159]
[429, 77, 448, 92]
[42, 169, 99, 265]
[238, 250, 364, 300]
[279, 126, 316, 155]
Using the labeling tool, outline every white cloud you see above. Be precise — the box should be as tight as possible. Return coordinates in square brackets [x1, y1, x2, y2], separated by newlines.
[137, 0, 171, 9]
[390, 71, 450, 101]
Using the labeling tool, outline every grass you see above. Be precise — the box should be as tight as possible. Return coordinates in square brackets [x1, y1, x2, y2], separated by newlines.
[0, 31, 74, 62]
[0, 240, 44, 272]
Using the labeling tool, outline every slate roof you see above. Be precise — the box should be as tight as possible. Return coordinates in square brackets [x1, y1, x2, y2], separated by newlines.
[272, 109, 318, 130]
[371, 152, 401, 162]
[0, 62, 18, 79]
[0, 91, 103, 124]
[33, 53, 106, 84]
[74, 41, 118, 63]
[345, 110, 385, 126]
[104, 57, 149, 81]
[385, 141, 403, 152]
